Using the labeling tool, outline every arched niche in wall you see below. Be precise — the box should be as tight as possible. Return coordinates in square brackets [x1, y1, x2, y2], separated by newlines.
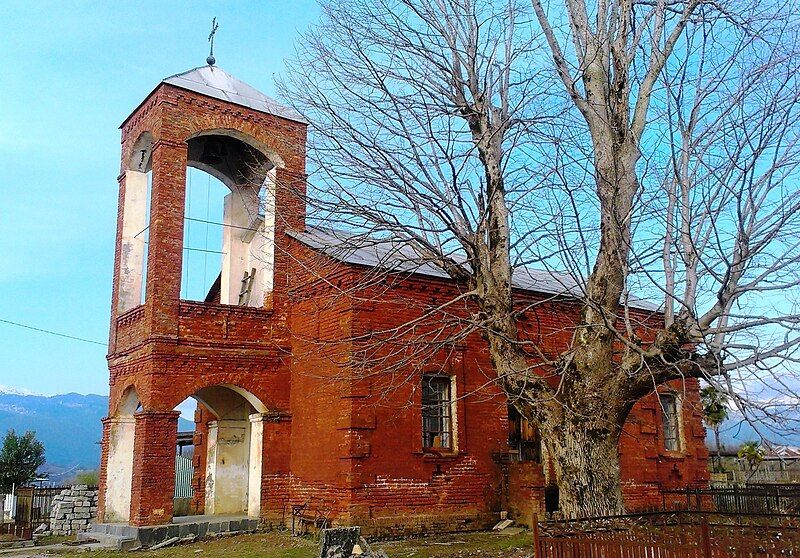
[117, 133, 153, 313]
[103, 386, 141, 522]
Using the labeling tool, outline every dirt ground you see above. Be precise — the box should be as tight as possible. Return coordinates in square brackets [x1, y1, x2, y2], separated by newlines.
[2, 529, 534, 558]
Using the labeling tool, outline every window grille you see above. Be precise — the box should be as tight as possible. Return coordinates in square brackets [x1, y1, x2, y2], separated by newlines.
[422, 375, 453, 450]
[659, 393, 681, 452]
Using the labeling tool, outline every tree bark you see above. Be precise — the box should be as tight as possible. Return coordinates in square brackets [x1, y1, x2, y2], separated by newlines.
[543, 417, 625, 517]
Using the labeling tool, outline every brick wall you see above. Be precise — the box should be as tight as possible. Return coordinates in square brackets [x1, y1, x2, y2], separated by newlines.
[129, 411, 179, 525]
[99, 78, 708, 533]
[287, 262, 708, 529]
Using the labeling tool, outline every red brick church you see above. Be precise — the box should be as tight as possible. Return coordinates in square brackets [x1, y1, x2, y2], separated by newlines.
[97, 62, 709, 535]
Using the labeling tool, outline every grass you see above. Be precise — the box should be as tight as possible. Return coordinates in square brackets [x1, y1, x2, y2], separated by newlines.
[53, 529, 533, 558]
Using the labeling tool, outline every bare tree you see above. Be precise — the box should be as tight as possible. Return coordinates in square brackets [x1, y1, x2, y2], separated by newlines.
[654, 11, 800, 442]
[279, 0, 800, 517]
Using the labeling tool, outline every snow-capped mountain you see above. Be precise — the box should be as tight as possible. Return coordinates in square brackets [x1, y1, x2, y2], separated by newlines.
[0, 384, 44, 396]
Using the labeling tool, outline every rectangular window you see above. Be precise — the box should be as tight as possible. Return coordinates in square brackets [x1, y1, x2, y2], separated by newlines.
[659, 393, 681, 452]
[508, 405, 541, 463]
[422, 375, 453, 450]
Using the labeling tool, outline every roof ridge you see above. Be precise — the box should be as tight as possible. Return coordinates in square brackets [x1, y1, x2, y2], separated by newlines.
[290, 228, 661, 312]
[160, 65, 307, 124]
[164, 66, 271, 103]
[161, 65, 208, 82]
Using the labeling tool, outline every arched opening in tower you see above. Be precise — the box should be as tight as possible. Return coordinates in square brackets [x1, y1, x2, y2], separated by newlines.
[181, 133, 277, 307]
[117, 133, 153, 313]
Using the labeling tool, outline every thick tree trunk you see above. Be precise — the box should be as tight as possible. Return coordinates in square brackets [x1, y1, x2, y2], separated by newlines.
[472, 72, 637, 519]
[542, 416, 625, 518]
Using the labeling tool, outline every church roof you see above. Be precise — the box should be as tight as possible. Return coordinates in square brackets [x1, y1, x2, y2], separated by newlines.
[161, 65, 307, 124]
[289, 227, 660, 312]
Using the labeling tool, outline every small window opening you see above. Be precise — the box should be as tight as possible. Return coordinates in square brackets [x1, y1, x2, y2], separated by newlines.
[508, 405, 542, 463]
[422, 375, 453, 451]
[659, 393, 681, 452]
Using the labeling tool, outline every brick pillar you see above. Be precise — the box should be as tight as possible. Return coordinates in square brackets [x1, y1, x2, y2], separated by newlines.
[144, 140, 187, 338]
[260, 411, 292, 524]
[130, 411, 180, 526]
[271, 168, 306, 320]
[108, 172, 127, 353]
[191, 405, 211, 515]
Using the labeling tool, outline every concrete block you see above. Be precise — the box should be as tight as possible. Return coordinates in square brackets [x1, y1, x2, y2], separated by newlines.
[196, 522, 208, 539]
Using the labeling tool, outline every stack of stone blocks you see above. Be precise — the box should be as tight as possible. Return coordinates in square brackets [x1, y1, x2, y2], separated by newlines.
[48, 485, 98, 535]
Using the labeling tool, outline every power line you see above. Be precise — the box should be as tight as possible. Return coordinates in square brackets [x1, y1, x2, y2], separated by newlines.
[0, 318, 106, 346]
[133, 217, 259, 239]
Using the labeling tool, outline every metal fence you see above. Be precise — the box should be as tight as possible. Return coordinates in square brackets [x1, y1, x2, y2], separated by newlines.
[174, 454, 195, 499]
[662, 485, 800, 515]
[534, 512, 800, 558]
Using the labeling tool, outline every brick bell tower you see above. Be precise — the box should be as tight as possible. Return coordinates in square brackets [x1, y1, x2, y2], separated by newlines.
[99, 63, 307, 526]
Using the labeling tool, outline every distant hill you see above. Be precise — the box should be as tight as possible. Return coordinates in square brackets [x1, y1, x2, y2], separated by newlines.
[0, 388, 194, 474]
[705, 411, 800, 451]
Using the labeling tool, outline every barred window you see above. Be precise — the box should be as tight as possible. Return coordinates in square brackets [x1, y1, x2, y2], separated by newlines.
[659, 393, 681, 452]
[422, 375, 453, 450]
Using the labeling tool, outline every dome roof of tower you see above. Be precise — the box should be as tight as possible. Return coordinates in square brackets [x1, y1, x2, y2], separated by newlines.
[161, 65, 307, 124]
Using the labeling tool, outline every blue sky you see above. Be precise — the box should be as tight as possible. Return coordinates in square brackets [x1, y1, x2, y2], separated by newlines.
[0, 1, 321, 396]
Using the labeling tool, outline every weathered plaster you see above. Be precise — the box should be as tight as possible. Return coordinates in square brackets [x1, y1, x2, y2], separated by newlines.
[247, 413, 267, 518]
[221, 186, 263, 306]
[118, 170, 148, 312]
[205, 419, 251, 515]
[103, 417, 135, 522]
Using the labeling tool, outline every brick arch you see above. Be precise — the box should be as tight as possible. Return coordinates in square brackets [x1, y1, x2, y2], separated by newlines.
[119, 83, 307, 180]
[127, 131, 154, 172]
[108, 381, 142, 418]
[175, 105, 302, 172]
[184, 384, 269, 420]
[156, 376, 283, 415]
[118, 384, 141, 415]
[187, 128, 286, 169]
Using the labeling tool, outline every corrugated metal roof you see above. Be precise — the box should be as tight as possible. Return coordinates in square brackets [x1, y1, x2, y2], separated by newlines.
[162, 65, 307, 124]
[289, 227, 660, 311]
[766, 444, 800, 460]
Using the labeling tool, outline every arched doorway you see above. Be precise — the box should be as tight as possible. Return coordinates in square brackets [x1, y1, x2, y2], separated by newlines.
[173, 385, 268, 518]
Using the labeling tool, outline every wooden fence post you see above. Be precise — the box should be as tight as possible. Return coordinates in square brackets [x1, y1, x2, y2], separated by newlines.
[700, 517, 712, 558]
[533, 512, 542, 558]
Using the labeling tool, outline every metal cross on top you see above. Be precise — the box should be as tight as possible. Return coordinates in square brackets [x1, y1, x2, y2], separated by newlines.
[207, 17, 219, 66]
